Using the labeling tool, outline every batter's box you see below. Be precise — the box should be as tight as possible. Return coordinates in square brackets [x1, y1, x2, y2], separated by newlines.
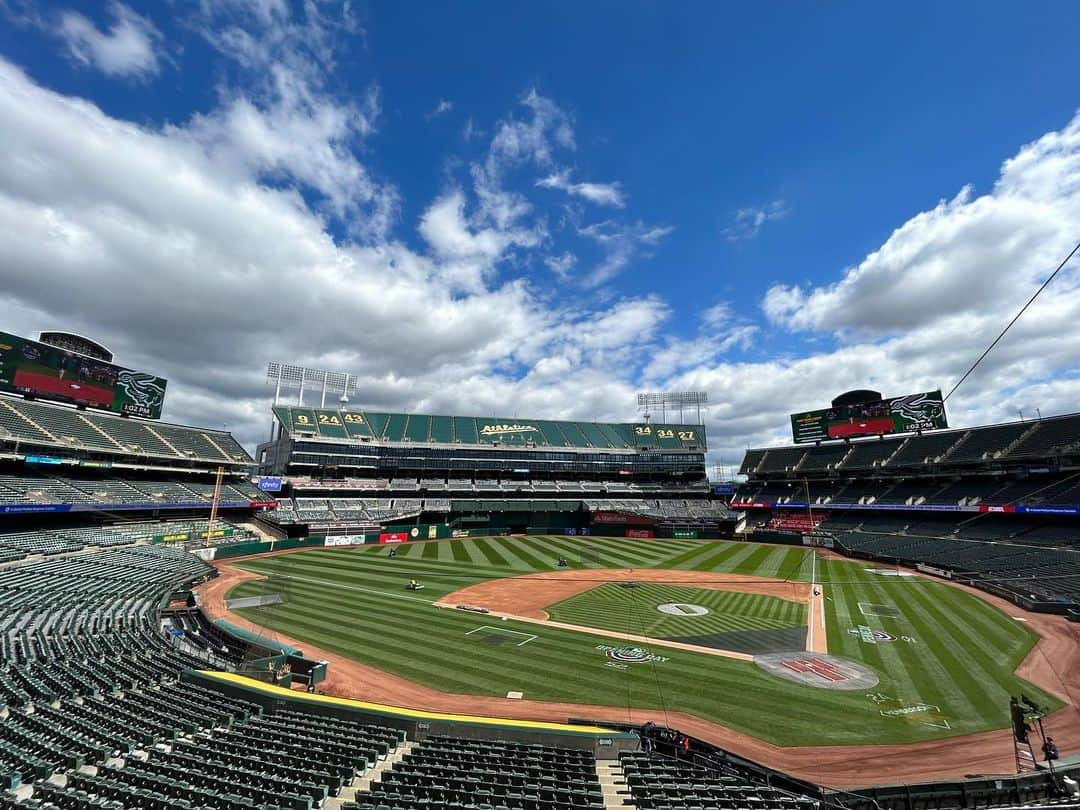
[859, 602, 901, 618]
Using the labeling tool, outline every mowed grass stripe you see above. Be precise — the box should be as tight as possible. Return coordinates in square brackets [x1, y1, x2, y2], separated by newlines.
[236, 580, 682, 703]
[665, 541, 734, 570]
[228, 536, 1061, 746]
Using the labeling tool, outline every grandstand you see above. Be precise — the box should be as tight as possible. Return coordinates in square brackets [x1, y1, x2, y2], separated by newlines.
[257, 406, 732, 537]
[732, 411, 1080, 609]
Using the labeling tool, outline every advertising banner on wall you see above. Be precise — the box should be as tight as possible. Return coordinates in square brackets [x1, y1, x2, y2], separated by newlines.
[324, 535, 366, 547]
[379, 532, 409, 544]
[626, 528, 655, 538]
[257, 476, 283, 492]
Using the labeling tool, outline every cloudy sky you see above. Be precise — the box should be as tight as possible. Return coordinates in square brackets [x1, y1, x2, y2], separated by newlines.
[0, 1, 1078, 472]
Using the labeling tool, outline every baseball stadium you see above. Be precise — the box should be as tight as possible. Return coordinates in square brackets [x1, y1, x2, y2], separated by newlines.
[0, 330, 1077, 810]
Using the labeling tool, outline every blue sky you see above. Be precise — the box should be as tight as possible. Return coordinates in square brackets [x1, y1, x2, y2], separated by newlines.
[0, 1, 1078, 466]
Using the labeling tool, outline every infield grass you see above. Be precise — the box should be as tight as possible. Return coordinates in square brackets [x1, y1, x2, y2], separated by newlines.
[229, 536, 1060, 747]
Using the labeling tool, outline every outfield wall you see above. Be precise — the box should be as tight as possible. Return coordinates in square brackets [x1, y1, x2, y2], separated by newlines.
[184, 670, 637, 758]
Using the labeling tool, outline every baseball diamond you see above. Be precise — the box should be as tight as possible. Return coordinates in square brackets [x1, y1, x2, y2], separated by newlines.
[221, 535, 1062, 748]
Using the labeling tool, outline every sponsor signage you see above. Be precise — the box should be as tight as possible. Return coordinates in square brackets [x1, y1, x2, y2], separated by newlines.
[592, 511, 657, 525]
[324, 535, 365, 547]
[713, 483, 735, 496]
[626, 528, 654, 538]
[672, 530, 698, 539]
[0, 330, 168, 418]
[25, 455, 66, 465]
[790, 390, 947, 444]
[379, 532, 408, 544]
[257, 476, 283, 492]
[248, 500, 279, 509]
[0, 503, 72, 514]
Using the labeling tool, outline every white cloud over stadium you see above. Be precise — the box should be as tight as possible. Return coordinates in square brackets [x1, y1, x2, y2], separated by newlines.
[0, 4, 1078, 471]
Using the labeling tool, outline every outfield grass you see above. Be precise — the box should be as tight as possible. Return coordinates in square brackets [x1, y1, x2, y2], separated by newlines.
[229, 536, 1059, 747]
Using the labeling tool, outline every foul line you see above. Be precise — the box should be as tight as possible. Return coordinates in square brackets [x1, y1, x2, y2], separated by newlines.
[465, 625, 537, 646]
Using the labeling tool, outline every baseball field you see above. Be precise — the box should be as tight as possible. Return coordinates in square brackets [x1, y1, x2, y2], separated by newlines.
[224, 535, 1060, 748]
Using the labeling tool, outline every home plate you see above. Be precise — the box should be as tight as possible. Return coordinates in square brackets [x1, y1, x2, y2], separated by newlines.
[1012, 617, 1028, 622]
[506, 691, 523, 699]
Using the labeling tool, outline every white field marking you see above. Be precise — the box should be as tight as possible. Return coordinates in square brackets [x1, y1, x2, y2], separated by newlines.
[808, 550, 816, 652]
[276, 573, 437, 605]
[465, 625, 538, 646]
[1012, 616, 1029, 622]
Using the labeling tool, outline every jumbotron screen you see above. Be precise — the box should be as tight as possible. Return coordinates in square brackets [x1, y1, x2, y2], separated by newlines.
[0, 331, 167, 419]
[790, 390, 947, 443]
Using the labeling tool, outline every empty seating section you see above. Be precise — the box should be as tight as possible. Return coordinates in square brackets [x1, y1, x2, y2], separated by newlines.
[0, 396, 252, 464]
[0, 519, 252, 558]
[1005, 414, 1080, 458]
[0, 473, 262, 508]
[346, 735, 604, 810]
[5, 400, 120, 451]
[272, 406, 708, 451]
[150, 424, 233, 463]
[840, 438, 903, 469]
[836, 531, 1080, 603]
[0, 402, 53, 444]
[403, 414, 431, 442]
[798, 444, 849, 471]
[0, 542, 421, 808]
[428, 415, 453, 443]
[739, 449, 766, 476]
[887, 432, 963, 466]
[620, 751, 818, 810]
[78, 412, 175, 456]
[758, 447, 806, 473]
[947, 423, 1030, 462]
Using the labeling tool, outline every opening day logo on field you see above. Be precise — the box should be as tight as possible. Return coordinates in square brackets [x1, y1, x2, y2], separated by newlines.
[597, 645, 669, 669]
[847, 625, 918, 644]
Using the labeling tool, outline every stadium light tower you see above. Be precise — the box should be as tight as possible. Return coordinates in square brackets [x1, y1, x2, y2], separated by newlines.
[636, 391, 708, 424]
[266, 362, 364, 408]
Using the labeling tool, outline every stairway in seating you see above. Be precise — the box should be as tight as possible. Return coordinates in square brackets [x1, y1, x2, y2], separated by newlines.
[596, 759, 636, 808]
[0, 398, 57, 442]
[333, 739, 417, 807]
[76, 413, 126, 450]
[145, 425, 183, 457]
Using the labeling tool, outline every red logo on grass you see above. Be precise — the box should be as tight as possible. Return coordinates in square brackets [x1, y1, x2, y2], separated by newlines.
[781, 657, 848, 682]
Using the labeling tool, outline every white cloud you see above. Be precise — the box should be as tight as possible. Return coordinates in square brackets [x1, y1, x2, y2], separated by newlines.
[428, 99, 453, 118]
[544, 252, 576, 279]
[186, 0, 394, 240]
[762, 136, 1078, 336]
[723, 199, 788, 242]
[578, 220, 674, 287]
[0, 58, 666, 450]
[56, 2, 162, 80]
[536, 169, 626, 208]
[2, 21, 1079, 479]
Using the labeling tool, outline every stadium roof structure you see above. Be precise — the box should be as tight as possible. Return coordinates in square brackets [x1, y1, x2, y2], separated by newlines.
[271, 405, 706, 452]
